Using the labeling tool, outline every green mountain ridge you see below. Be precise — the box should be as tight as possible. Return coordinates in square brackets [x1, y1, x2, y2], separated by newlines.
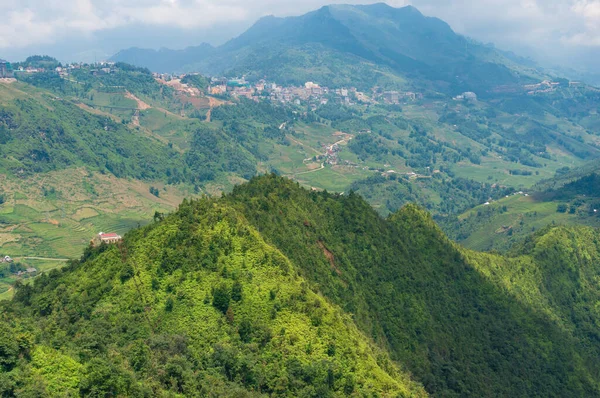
[2, 175, 600, 396]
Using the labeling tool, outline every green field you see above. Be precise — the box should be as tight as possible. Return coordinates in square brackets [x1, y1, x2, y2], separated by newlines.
[446, 193, 600, 251]
[0, 168, 195, 299]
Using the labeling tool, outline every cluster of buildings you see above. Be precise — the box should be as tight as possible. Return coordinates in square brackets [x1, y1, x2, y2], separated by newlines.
[15, 267, 37, 277]
[453, 91, 478, 101]
[0, 255, 37, 276]
[10, 61, 119, 78]
[207, 78, 334, 103]
[381, 90, 423, 104]
[324, 142, 342, 165]
[524, 80, 561, 95]
[204, 77, 423, 106]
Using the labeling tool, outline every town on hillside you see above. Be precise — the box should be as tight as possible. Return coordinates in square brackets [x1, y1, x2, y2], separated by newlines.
[5, 58, 580, 108]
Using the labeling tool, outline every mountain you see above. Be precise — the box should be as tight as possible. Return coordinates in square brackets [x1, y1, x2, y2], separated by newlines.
[2, 175, 600, 396]
[0, 72, 291, 267]
[112, 4, 541, 92]
[111, 44, 216, 75]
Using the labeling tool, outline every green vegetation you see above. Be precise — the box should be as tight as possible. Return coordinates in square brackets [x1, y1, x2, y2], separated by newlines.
[350, 174, 512, 215]
[0, 167, 195, 298]
[14, 56, 60, 70]
[5, 39, 600, 314]
[221, 175, 600, 396]
[0, 97, 185, 180]
[3, 175, 600, 396]
[442, 171, 600, 251]
[180, 74, 209, 90]
[0, 181, 428, 396]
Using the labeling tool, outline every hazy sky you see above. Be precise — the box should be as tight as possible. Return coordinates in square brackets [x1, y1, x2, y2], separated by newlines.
[2, 0, 600, 70]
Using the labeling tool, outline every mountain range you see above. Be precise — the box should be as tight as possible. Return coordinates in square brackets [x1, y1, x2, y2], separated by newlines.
[112, 4, 543, 93]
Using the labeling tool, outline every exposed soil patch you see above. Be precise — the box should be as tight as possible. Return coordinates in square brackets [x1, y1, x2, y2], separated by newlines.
[317, 240, 341, 276]
[125, 91, 151, 110]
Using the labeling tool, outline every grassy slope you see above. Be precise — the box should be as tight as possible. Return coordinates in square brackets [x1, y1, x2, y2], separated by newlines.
[443, 172, 600, 251]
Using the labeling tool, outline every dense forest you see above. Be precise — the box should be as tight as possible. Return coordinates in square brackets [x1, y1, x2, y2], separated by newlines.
[2, 175, 600, 396]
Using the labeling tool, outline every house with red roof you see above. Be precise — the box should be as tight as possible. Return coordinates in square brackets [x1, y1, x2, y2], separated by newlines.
[92, 232, 122, 246]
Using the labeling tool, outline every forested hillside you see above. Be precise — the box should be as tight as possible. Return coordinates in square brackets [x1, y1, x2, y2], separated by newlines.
[2, 175, 600, 396]
[0, 97, 184, 180]
[224, 175, 600, 396]
[0, 180, 426, 397]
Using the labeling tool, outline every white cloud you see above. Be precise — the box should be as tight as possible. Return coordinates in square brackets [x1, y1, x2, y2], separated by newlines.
[0, 0, 600, 57]
[0, 0, 252, 49]
[566, 1, 600, 45]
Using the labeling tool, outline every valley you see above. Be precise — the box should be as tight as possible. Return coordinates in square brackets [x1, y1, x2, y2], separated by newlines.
[2, 53, 600, 298]
[3, 3, 600, 396]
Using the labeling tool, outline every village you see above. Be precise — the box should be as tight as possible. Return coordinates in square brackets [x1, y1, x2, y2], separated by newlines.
[0, 255, 38, 277]
[2, 58, 580, 108]
[203, 76, 424, 106]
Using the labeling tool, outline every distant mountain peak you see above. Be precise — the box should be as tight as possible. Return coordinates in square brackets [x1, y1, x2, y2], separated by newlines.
[111, 2, 540, 91]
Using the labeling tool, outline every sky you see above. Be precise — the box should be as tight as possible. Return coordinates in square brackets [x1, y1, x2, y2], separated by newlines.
[2, 0, 600, 73]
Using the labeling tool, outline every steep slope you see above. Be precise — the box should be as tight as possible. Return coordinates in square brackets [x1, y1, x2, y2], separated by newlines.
[223, 175, 600, 396]
[0, 197, 425, 397]
[112, 4, 540, 92]
[0, 81, 185, 180]
[3, 175, 600, 396]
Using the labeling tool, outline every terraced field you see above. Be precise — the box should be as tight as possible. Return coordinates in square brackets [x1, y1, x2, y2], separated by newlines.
[0, 168, 194, 299]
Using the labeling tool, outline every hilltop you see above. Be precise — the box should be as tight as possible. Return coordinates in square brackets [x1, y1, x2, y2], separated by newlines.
[2, 175, 600, 396]
[112, 4, 543, 93]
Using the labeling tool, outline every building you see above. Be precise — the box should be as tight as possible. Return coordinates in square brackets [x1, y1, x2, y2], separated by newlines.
[463, 92, 477, 101]
[383, 91, 400, 104]
[0, 60, 9, 78]
[93, 232, 122, 246]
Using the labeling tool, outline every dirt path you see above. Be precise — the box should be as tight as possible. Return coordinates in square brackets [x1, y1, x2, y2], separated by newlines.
[288, 136, 322, 156]
[295, 163, 325, 175]
[125, 91, 151, 110]
[21, 257, 70, 261]
[205, 97, 225, 122]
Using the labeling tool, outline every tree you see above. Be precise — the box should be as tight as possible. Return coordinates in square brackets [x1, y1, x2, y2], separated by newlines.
[231, 281, 243, 302]
[79, 358, 132, 397]
[239, 319, 252, 343]
[212, 284, 230, 314]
